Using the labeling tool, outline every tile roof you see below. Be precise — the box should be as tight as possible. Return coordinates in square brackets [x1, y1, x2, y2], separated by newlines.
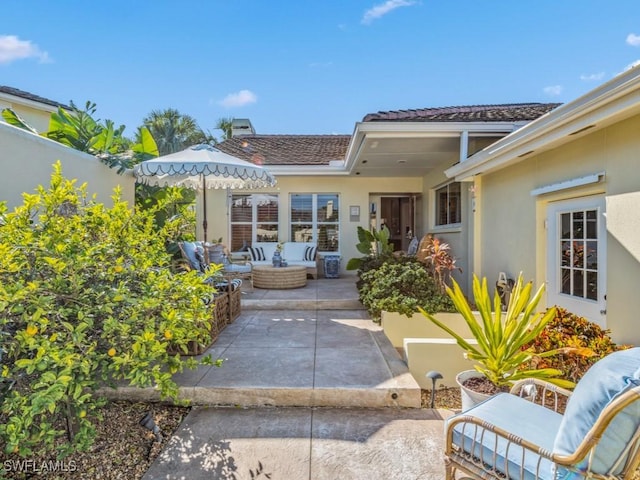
[215, 135, 351, 166]
[0, 85, 70, 109]
[362, 103, 561, 123]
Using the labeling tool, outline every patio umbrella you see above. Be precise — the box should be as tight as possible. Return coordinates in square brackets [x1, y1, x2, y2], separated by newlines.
[133, 144, 276, 242]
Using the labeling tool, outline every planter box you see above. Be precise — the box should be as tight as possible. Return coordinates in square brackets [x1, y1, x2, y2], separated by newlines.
[381, 311, 475, 349]
[381, 311, 480, 388]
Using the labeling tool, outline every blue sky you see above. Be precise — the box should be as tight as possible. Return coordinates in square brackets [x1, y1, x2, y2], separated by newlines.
[3, 1, 640, 138]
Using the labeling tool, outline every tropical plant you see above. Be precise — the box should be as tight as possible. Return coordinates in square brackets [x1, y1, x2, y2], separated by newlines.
[420, 273, 590, 389]
[140, 108, 211, 155]
[522, 307, 625, 383]
[0, 163, 218, 457]
[358, 257, 455, 322]
[417, 234, 461, 293]
[1, 103, 159, 173]
[346, 226, 394, 271]
[215, 117, 234, 141]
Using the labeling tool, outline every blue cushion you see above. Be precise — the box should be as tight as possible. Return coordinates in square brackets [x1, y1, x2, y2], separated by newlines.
[224, 263, 252, 274]
[447, 393, 562, 480]
[182, 241, 205, 272]
[553, 347, 640, 476]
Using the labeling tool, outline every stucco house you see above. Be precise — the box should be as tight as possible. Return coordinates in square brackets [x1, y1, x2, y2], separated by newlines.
[213, 104, 558, 291]
[445, 65, 640, 345]
[0, 86, 135, 209]
[5, 64, 640, 346]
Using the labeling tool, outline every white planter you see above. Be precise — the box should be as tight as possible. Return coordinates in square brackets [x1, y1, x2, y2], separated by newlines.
[456, 370, 492, 411]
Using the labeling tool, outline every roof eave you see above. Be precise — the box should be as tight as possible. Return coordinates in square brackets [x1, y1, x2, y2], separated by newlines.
[0, 92, 63, 113]
[446, 67, 640, 181]
[343, 120, 525, 173]
[266, 164, 350, 176]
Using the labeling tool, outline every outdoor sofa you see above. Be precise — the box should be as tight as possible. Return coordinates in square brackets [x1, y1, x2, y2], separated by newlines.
[248, 242, 318, 279]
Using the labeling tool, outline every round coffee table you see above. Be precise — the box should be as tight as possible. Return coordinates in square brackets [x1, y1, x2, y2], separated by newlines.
[253, 265, 307, 289]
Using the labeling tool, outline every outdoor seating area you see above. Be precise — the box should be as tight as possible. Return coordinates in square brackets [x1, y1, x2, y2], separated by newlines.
[248, 241, 319, 279]
[444, 348, 640, 480]
[176, 241, 246, 353]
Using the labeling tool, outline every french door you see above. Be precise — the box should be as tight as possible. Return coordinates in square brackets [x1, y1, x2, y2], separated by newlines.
[546, 196, 606, 326]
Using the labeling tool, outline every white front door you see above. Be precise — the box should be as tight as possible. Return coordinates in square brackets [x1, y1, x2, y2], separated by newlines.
[546, 196, 607, 326]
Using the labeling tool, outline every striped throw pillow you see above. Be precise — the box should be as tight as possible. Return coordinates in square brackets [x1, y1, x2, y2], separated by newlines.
[248, 246, 265, 262]
[304, 245, 317, 261]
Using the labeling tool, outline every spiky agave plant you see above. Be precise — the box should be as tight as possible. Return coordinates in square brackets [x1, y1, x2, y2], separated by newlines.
[420, 273, 590, 389]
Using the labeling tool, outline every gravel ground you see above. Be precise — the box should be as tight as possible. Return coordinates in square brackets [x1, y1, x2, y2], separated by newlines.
[0, 402, 189, 480]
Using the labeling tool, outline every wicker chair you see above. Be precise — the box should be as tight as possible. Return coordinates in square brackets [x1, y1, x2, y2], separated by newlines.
[444, 347, 640, 480]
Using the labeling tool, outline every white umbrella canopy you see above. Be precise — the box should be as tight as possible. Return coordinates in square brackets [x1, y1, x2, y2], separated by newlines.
[133, 144, 276, 241]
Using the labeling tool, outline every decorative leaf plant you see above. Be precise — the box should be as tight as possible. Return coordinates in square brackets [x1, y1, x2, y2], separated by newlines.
[420, 273, 591, 389]
[346, 226, 393, 271]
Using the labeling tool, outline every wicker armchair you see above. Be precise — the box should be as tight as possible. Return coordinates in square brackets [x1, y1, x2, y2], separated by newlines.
[444, 348, 640, 480]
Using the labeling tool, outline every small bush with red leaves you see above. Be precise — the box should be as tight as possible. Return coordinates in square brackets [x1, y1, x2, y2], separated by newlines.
[522, 307, 625, 383]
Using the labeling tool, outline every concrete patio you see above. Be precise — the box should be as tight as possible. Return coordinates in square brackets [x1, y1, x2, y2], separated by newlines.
[129, 276, 451, 479]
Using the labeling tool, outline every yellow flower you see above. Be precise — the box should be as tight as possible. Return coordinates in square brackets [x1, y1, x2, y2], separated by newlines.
[114, 265, 124, 273]
[79, 410, 87, 418]
[164, 330, 173, 340]
[25, 325, 38, 336]
[108, 348, 116, 357]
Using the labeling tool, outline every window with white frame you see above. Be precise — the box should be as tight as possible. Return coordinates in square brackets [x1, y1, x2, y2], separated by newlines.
[230, 194, 279, 251]
[290, 193, 339, 252]
[435, 182, 461, 226]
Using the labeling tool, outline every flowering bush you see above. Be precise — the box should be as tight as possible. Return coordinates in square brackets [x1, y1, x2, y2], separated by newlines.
[521, 307, 624, 382]
[0, 163, 217, 457]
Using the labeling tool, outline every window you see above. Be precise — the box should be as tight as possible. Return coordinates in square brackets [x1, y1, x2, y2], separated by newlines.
[559, 209, 599, 301]
[290, 194, 339, 252]
[230, 194, 278, 251]
[435, 182, 461, 226]
[546, 196, 606, 325]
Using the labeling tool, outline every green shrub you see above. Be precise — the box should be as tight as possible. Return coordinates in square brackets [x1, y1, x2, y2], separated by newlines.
[358, 258, 455, 322]
[521, 307, 624, 383]
[0, 163, 217, 458]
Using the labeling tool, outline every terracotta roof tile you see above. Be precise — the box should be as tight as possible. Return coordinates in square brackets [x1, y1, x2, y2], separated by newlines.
[215, 135, 351, 166]
[0, 86, 70, 110]
[362, 103, 561, 122]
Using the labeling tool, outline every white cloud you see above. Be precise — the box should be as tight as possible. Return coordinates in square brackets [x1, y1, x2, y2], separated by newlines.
[362, 0, 416, 25]
[627, 33, 640, 46]
[219, 89, 257, 108]
[543, 85, 563, 96]
[0, 35, 50, 65]
[580, 72, 605, 81]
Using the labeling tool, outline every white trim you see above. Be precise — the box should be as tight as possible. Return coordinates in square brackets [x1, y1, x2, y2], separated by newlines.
[530, 172, 605, 196]
[446, 66, 640, 181]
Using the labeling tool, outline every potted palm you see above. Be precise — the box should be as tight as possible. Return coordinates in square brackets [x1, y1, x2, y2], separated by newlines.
[420, 273, 585, 410]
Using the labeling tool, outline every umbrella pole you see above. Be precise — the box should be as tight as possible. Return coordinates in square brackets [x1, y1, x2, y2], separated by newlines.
[202, 175, 208, 243]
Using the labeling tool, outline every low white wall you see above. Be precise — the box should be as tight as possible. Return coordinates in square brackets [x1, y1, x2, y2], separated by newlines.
[404, 338, 478, 388]
[381, 310, 479, 388]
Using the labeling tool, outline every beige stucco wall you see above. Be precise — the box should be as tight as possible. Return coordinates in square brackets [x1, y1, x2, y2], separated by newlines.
[200, 175, 423, 275]
[0, 99, 54, 133]
[475, 113, 640, 345]
[0, 123, 135, 210]
[422, 160, 471, 292]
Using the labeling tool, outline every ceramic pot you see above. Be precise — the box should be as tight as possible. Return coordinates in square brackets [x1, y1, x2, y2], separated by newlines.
[456, 370, 492, 411]
[272, 251, 282, 267]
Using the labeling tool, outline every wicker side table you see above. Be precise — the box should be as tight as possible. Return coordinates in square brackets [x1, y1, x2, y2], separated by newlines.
[253, 265, 307, 289]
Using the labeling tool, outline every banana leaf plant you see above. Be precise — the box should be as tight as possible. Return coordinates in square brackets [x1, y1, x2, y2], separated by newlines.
[419, 273, 592, 389]
[346, 226, 394, 270]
